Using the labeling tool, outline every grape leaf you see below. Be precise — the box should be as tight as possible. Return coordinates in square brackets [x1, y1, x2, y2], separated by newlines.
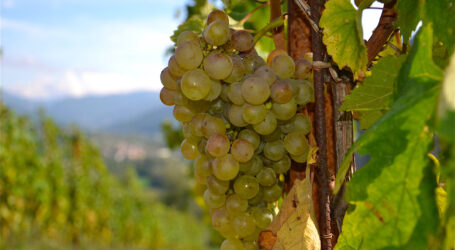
[396, 0, 423, 42]
[335, 25, 442, 249]
[170, 17, 204, 43]
[340, 56, 406, 129]
[320, 0, 367, 79]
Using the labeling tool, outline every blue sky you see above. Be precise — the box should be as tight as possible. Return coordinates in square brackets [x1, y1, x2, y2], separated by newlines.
[1, 0, 383, 100]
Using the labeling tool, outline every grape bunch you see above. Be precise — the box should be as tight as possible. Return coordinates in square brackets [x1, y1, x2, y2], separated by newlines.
[160, 9, 314, 250]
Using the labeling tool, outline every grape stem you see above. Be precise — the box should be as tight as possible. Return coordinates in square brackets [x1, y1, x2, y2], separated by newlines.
[252, 16, 285, 45]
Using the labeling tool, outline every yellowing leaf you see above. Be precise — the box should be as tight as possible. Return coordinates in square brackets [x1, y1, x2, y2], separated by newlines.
[320, 0, 367, 79]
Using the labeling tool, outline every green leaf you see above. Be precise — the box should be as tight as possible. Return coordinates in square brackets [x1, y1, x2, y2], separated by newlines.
[340, 56, 406, 129]
[320, 0, 367, 79]
[396, 0, 423, 42]
[170, 17, 204, 43]
[335, 25, 442, 249]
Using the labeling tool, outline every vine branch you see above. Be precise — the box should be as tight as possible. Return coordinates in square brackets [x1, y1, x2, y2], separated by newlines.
[270, 0, 286, 50]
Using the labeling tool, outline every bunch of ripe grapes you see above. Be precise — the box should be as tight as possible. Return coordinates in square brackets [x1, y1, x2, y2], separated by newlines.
[160, 9, 314, 250]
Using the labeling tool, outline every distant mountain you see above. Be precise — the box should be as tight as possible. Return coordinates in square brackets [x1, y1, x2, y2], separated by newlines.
[2, 91, 169, 133]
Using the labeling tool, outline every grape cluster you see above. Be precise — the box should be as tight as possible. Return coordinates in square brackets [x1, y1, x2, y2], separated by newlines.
[160, 9, 314, 250]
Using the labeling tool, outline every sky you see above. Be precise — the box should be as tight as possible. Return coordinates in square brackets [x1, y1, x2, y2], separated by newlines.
[1, 0, 383, 100]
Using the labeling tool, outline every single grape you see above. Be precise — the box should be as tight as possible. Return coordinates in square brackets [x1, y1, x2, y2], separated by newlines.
[270, 80, 293, 104]
[190, 113, 208, 137]
[241, 76, 270, 105]
[207, 9, 229, 25]
[212, 154, 239, 181]
[180, 139, 200, 160]
[212, 208, 236, 237]
[262, 184, 282, 202]
[263, 140, 285, 161]
[294, 80, 315, 105]
[186, 99, 211, 113]
[266, 48, 288, 65]
[168, 55, 186, 77]
[233, 212, 256, 238]
[203, 20, 230, 46]
[231, 139, 254, 163]
[293, 113, 312, 134]
[224, 55, 245, 83]
[254, 141, 265, 154]
[271, 155, 291, 174]
[294, 58, 312, 79]
[261, 127, 281, 142]
[226, 194, 248, 215]
[272, 98, 297, 121]
[209, 98, 224, 114]
[251, 207, 273, 229]
[248, 188, 264, 205]
[206, 175, 230, 195]
[204, 79, 222, 101]
[245, 156, 263, 176]
[239, 159, 253, 172]
[175, 40, 203, 70]
[254, 65, 277, 86]
[206, 134, 230, 157]
[220, 83, 230, 102]
[284, 131, 309, 156]
[253, 112, 277, 135]
[173, 89, 188, 106]
[242, 54, 266, 74]
[176, 30, 199, 46]
[238, 129, 260, 149]
[220, 238, 244, 250]
[231, 30, 254, 52]
[204, 189, 226, 208]
[256, 167, 276, 187]
[182, 122, 201, 142]
[244, 241, 259, 250]
[234, 175, 259, 199]
[160, 67, 178, 90]
[202, 115, 226, 139]
[198, 137, 208, 154]
[228, 82, 246, 105]
[204, 52, 233, 80]
[270, 54, 295, 79]
[181, 69, 211, 100]
[194, 154, 211, 179]
[242, 104, 267, 125]
[290, 150, 309, 163]
[160, 87, 175, 106]
[173, 105, 195, 122]
[228, 104, 248, 127]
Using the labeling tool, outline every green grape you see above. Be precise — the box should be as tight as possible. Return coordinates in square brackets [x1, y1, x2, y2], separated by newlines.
[234, 175, 259, 199]
[228, 82, 246, 105]
[261, 155, 274, 166]
[231, 30, 254, 52]
[242, 104, 266, 125]
[190, 113, 208, 137]
[238, 129, 260, 149]
[220, 238, 245, 250]
[228, 104, 248, 127]
[254, 141, 265, 154]
[284, 131, 309, 155]
[253, 112, 277, 135]
[204, 79, 222, 101]
[251, 207, 273, 229]
[160, 87, 175, 106]
[182, 122, 201, 142]
[204, 189, 226, 208]
[168, 55, 186, 77]
[180, 139, 200, 160]
[181, 69, 211, 100]
[246, 156, 263, 175]
[173, 105, 195, 122]
[272, 98, 297, 121]
[263, 140, 285, 161]
[206, 134, 230, 157]
[261, 127, 281, 142]
[244, 241, 259, 250]
[173, 89, 188, 106]
[295, 80, 314, 105]
[220, 83, 230, 102]
[206, 175, 230, 195]
[202, 115, 226, 139]
[241, 76, 270, 105]
[212, 154, 240, 181]
[175, 40, 203, 70]
[270, 54, 295, 79]
[270, 80, 293, 104]
[254, 65, 277, 86]
[212, 208, 236, 238]
[207, 9, 229, 25]
[248, 188, 264, 205]
[271, 155, 291, 174]
[203, 20, 230, 46]
[290, 151, 308, 163]
[294, 58, 312, 79]
[242, 54, 266, 74]
[198, 137, 208, 154]
[262, 184, 282, 202]
[187, 99, 211, 113]
[225, 55, 245, 83]
[209, 98, 224, 114]
[204, 52, 233, 80]
[226, 194, 248, 214]
[256, 167, 276, 187]
[231, 139, 254, 163]
[233, 212, 256, 238]
[242, 227, 261, 242]
[160, 67, 178, 90]
[293, 113, 312, 134]
[194, 154, 212, 179]
[239, 159, 253, 172]
[177, 30, 199, 46]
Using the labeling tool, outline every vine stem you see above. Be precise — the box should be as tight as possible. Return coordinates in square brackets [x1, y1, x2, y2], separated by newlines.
[270, 0, 286, 50]
[309, 0, 332, 249]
